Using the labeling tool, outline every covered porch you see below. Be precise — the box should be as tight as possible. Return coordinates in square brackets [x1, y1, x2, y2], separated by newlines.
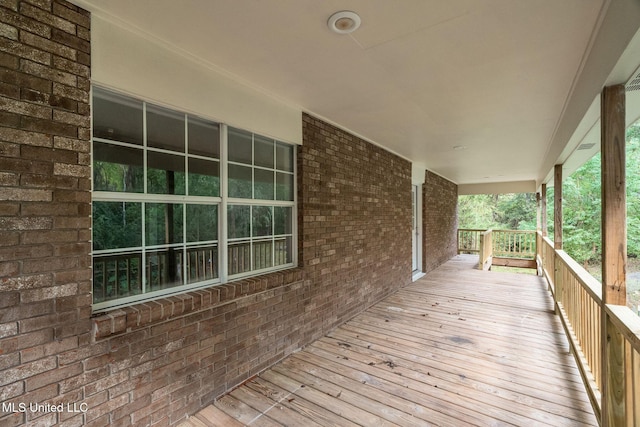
[180, 255, 596, 426]
[3, 1, 640, 426]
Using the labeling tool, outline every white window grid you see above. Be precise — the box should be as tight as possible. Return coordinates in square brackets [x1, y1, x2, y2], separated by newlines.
[91, 88, 297, 312]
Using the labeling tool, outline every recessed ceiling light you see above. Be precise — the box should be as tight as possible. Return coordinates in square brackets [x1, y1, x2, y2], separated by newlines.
[328, 11, 361, 34]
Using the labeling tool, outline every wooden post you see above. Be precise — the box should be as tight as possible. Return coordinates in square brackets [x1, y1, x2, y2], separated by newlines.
[554, 166, 562, 250]
[541, 184, 548, 237]
[600, 84, 626, 427]
[536, 192, 541, 232]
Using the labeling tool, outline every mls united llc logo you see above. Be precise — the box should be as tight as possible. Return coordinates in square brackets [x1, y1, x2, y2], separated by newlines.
[2, 402, 88, 414]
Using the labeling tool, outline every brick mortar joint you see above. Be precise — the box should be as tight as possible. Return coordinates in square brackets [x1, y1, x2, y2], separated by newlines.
[91, 268, 305, 341]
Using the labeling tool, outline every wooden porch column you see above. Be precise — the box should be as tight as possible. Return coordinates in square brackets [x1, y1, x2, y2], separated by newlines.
[553, 166, 562, 249]
[536, 192, 541, 232]
[541, 184, 548, 237]
[600, 84, 627, 427]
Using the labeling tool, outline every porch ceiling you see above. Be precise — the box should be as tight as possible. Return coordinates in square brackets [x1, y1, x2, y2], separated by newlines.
[75, 0, 640, 189]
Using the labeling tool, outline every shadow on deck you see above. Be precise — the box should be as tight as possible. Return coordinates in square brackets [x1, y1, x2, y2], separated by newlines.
[179, 254, 597, 426]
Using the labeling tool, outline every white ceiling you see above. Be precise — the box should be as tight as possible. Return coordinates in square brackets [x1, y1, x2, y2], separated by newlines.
[75, 0, 640, 190]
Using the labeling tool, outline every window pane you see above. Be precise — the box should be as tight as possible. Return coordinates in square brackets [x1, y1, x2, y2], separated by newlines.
[254, 135, 274, 168]
[274, 237, 292, 266]
[146, 248, 183, 290]
[252, 206, 273, 237]
[188, 116, 219, 158]
[228, 239, 250, 275]
[145, 203, 184, 246]
[93, 252, 142, 303]
[187, 244, 218, 283]
[228, 127, 252, 164]
[147, 151, 186, 195]
[92, 201, 142, 250]
[276, 172, 293, 201]
[228, 164, 252, 198]
[227, 205, 250, 238]
[147, 104, 185, 152]
[188, 158, 219, 197]
[93, 142, 144, 193]
[254, 169, 274, 200]
[274, 207, 292, 235]
[186, 204, 217, 242]
[276, 142, 294, 172]
[92, 87, 143, 145]
[253, 240, 273, 270]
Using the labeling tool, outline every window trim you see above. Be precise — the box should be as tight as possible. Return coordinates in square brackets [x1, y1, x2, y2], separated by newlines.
[91, 86, 297, 313]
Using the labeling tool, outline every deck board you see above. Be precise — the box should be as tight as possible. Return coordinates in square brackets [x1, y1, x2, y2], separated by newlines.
[184, 255, 598, 426]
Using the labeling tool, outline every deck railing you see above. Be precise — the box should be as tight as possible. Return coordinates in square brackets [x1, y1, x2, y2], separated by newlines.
[458, 228, 537, 270]
[492, 229, 536, 259]
[94, 239, 290, 303]
[93, 245, 219, 302]
[457, 228, 484, 253]
[536, 231, 640, 424]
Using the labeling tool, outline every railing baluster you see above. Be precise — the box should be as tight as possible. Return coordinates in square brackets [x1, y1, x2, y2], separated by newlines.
[535, 231, 640, 422]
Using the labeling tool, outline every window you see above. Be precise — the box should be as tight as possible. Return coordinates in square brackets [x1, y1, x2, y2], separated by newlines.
[227, 128, 295, 275]
[92, 87, 296, 311]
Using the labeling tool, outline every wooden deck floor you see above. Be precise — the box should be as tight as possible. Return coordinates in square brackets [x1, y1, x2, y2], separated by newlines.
[179, 255, 597, 426]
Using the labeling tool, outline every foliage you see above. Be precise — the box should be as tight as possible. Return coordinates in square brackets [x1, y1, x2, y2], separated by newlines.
[458, 122, 640, 267]
[458, 193, 536, 230]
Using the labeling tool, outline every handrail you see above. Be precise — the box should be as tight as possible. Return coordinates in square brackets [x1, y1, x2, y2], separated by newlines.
[538, 235, 555, 293]
[537, 231, 640, 424]
[605, 304, 640, 353]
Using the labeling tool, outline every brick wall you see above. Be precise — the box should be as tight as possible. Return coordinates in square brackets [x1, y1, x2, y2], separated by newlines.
[298, 114, 413, 343]
[423, 170, 458, 273]
[0, 3, 413, 425]
[0, 1, 93, 426]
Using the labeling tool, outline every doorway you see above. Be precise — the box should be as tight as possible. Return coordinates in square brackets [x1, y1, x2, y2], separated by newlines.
[412, 185, 424, 280]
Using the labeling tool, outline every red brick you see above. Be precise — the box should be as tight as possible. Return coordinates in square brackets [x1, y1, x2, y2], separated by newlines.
[52, 82, 87, 103]
[0, 201, 19, 216]
[22, 0, 53, 12]
[423, 171, 458, 272]
[21, 172, 77, 189]
[0, 187, 51, 201]
[0, 356, 56, 386]
[20, 115, 77, 138]
[0, 69, 52, 94]
[22, 229, 77, 244]
[0, 81, 20, 99]
[21, 201, 78, 216]
[20, 32, 76, 61]
[19, 2, 75, 34]
[53, 162, 88, 178]
[16, 328, 53, 350]
[51, 27, 89, 53]
[20, 282, 77, 302]
[19, 336, 77, 362]
[0, 38, 51, 65]
[52, 1, 89, 28]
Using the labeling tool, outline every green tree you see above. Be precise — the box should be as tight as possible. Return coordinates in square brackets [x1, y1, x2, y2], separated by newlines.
[495, 193, 536, 230]
[627, 124, 640, 258]
[457, 194, 494, 228]
[458, 193, 536, 230]
[562, 153, 601, 265]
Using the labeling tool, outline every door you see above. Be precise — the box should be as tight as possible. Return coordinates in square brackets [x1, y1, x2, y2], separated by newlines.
[412, 185, 419, 271]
